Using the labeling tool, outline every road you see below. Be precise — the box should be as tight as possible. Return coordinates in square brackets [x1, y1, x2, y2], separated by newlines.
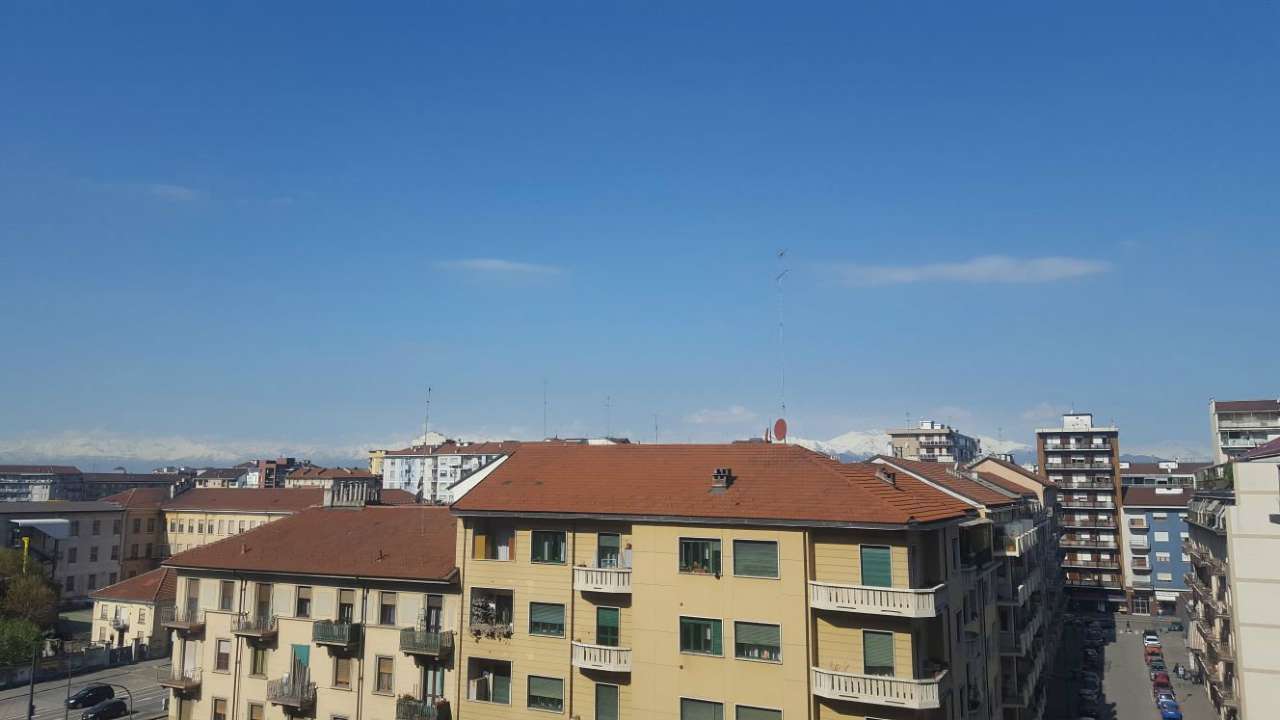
[0, 658, 167, 720]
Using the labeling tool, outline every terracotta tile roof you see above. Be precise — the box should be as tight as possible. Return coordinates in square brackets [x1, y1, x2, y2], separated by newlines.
[91, 567, 176, 604]
[164, 505, 456, 581]
[1122, 486, 1192, 507]
[102, 488, 169, 510]
[161, 487, 416, 513]
[0, 465, 81, 475]
[0, 501, 124, 514]
[1241, 437, 1280, 461]
[451, 443, 973, 526]
[1215, 399, 1280, 412]
[973, 471, 1038, 498]
[874, 457, 1021, 507]
[966, 455, 1054, 487]
[285, 467, 375, 480]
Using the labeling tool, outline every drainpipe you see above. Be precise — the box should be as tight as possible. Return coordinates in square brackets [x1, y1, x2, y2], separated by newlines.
[355, 579, 367, 720]
[231, 574, 246, 720]
[567, 522, 576, 720]
[803, 529, 815, 719]
[457, 525, 468, 712]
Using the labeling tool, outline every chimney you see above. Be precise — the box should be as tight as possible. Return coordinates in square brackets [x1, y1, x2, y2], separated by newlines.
[876, 467, 897, 486]
[711, 467, 734, 491]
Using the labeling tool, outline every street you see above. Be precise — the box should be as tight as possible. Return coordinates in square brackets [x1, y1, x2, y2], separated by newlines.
[0, 658, 167, 720]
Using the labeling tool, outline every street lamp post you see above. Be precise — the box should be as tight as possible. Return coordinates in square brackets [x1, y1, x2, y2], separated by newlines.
[106, 683, 134, 717]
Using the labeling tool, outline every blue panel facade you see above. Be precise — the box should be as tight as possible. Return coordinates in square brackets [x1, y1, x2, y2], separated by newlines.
[1127, 504, 1190, 614]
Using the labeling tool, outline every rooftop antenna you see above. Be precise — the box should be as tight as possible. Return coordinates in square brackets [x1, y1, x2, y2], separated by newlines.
[605, 395, 613, 438]
[775, 249, 790, 438]
[654, 413, 659, 444]
[423, 386, 432, 445]
[542, 378, 549, 440]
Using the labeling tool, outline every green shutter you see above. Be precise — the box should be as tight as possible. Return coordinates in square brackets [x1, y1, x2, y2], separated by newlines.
[709, 618, 723, 655]
[736, 708, 782, 720]
[492, 673, 511, 704]
[597, 607, 620, 646]
[596, 684, 619, 720]
[733, 541, 779, 577]
[681, 698, 724, 720]
[860, 545, 893, 587]
[734, 622, 779, 647]
[679, 617, 721, 654]
[530, 603, 564, 634]
[863, 630, 895, 675]
[528, 676, 563, 700]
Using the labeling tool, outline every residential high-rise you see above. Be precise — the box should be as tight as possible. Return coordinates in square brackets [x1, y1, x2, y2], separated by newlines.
[888, 420, 981, 464]
[380, 440, 516, 503]
[1118, 486, 1191, 616]
[1208, 399, 1280, 465]
[1120, 460, 1210, 489]
[1036, 413, 1124, 612]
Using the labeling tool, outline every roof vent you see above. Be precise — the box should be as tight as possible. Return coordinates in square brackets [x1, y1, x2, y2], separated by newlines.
[711, 467, 734, 490]
[876, 467, 897, 487]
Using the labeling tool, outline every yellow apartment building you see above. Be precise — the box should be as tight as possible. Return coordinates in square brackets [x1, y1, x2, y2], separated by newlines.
[89, 566, 176, 654]
[450, 443, 1000, 720]
[160, 483, 459, 720]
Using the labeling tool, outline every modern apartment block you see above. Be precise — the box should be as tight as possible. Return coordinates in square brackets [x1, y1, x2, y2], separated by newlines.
[283, 466, 377, 488]
[90, 566, 176, 652]
[0, 501, 127, 603]
[1209, 399, 1280, 465]
[888, 421, 981, 464]
[380, 440, 516, 503]
[1186, 438, 1280, 720]
[451, 442, 1001, 720]
[0, 464, 84, 501]
[1119, 487, 1191, 616]
[1036, 413, 1124, 612]
[1120, 461, 1210, 489]
[161, 481, 460, 720]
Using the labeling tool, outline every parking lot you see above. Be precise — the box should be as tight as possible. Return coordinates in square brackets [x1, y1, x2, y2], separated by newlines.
[1046, 613, 1214, 720]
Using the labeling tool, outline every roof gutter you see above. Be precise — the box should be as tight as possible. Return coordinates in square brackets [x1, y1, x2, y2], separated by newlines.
[447, 508, 969, 531]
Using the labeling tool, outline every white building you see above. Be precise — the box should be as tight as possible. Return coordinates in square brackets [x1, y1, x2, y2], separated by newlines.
[888, 420, 981, 463]
[0, 465, 83, 502]
[379, 441, 516, 503]
[1209, 399, 1280, 465]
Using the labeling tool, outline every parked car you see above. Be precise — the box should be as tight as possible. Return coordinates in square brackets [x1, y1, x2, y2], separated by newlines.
[1155, 690, 1177, 706]
[1149, 659, 1167, 678]
[81, 698, 128, 720]
[66, 684, 113, 709]
[1157, 698, 1180, 713]
[1160, 708, 1183, 720]
[1168, 620, 1185, 632]
[1145, 646, 1164, 662]
[1143, 630, 1162, 647]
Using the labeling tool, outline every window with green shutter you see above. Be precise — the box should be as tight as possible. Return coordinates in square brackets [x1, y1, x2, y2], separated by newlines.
[596, 684, 619, 720]
[735, 707, 782, 720]
[529, 602, 565, 637]
[679, 538, 722, 575]
[680, 698, 725, 720]
[531, 530, 566, 564]
[733, 540, 778, 578]
[596, 607, 620, 647]
[679, 616, 723, 655]
[527, 676, 564, 712]
[863, 630, 895, 676]
[733, 622, 781, 662]
[860, 545, 893, 587]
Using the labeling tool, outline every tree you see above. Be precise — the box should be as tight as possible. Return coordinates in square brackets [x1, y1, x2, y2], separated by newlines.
[3, 575, 58, 629]
[0, 617, 42, 666]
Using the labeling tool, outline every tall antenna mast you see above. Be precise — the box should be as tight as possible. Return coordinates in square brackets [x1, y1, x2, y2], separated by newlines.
[605, 396, 613, 438]
[542, 379, 549, 440]
[653, 413, 659, 444]
[776, 249, 790, 425]
[423, 386, 432, 444]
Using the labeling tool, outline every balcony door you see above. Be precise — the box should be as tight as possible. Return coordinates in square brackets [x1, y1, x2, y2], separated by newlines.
[338, 589, 355, 623]
[598, 534, 621, 568]
[862, 630, 895, 676]
[255, 583, 273, 622]
[423, 594, 443, 632]
[596, 607, 620, 647]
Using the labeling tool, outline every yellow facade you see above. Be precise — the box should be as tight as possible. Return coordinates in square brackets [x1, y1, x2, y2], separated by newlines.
[163, 510, 292, 555]
[91, 598, 166, 652]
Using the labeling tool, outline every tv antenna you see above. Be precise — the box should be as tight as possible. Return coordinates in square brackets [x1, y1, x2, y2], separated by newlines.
[775, 249, 790, 430]
[605, 395, 613, 438]
[542, 379, 549, 440]
[423, 386, 432, 444]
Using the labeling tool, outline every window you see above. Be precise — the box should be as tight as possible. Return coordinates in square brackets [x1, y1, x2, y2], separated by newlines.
[472, 522, 514, 560]
[378, 592, 397, 625]
[212, 699, 227, 720]
[215, 639, 232, 671]
[138, 608, 146, 624]
[217, 520, 224, 534]
[374, 656, 394, 693]
[295, 586, 312, 618]
[1155, 552, 1171, 563]
[861, 546, 893, 587]
[1154, 531, 1170, 542]
[147, 518, 155, 532]
[130, 544, 138, 559]
[110, 545, 118, 560]
[89, 546, 99, 562]
[1157, 572, 1174, 582]
[92, 520, 101, 535]
[65, 576, 75, 592]
[168, 520, 176, 533]
[338, 589, 355, 623]
[1181, 532, 1190, 539]
[247, 704, 264, 720]
[467, 658, 511, 704]
[333, 656, 352, 689]
[67, 547, 77, 564]
[597, 607, 620, 647]
[681, 698, 725, 720]
[596, 684, 619, 720]
[1153, 512, 1168, 519]
[679, 538, 722, 575]
[529, 603, 565, 637]
[734, 622, 781, 662]
[238, 520, 246, 533]
[733, 540, 778, 578]
[680, 617, 723, 655]
[1182, 553, 1191, 562]
[87, 574, 96, 590]
[597, 534, 622, 568]
[736, 708, 782, 720]
[132, 519, 141, 533]
[219, 580, 235, 611]
[249, 646, 268, 676]
[70, 520, 80, 536]
[531, 530, 566, 564]
[863, 630, 895, 676]
[113, 519, 121, 535]
[108, 572, 117, 585]
[100, 605, 108, 619]
[527, 676, 564, 712]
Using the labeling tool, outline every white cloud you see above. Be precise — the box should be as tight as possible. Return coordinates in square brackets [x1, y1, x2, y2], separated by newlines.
[436, 258, 563, 275]
[834, 255, 1112, 287]
[1020, 402, 1071, 422]
[685, 405, 759, 425]
[0, 430, 388, 466]
[975, 435, 1032, 456]
[1121, 442, 1211, 462]
[145, 183, 206, 202]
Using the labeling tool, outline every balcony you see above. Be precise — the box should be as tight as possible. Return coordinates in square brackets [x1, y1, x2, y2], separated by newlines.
[1059, 499, 1116, 510]
[808, 581, 947, 618]
[267, 675, 316, 710]
[571, 641, 632, 672]
[159, 603, 204, 634]
[810, 666, 947, 710]
[396, 690, 448, 720]
[233, 613, 278, 640]
[1058, 480, 1114, 490]
[1129, 535, 1150, 550]
[1128, 517, 1149, 530]
[1059, 518, 1117, 529]
[400, 628, 454, 658]
[998, 582, 1030, 607]
[1061, 557, 1120, 570]
[1060, 537, 1118, 549]
[997, 526, 1040, 557]
[1044, 442, 1112, 451]
[1130, 557, 1151, 571]
[1064, 575, 1121, 589]
[1046, 462, 1113, 471]
[157, 666, 201, 692]
[573, 565, 632, 594]
[110, 615, 129, 631]
[312, 620, 362, 648]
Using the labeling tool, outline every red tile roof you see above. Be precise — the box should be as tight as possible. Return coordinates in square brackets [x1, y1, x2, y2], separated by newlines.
[90, 567, 176, 604]
[451, 443, 974, 526]
[967, 455, 1054, 488]
[874, 457, 1021, 507]
[164, 505, 457, 581]
[1121, 486, 1192, 507]
[1215, 399, 1280, 412]
[285, 467, 375, 481]
[102, 488, 169, 510]
[160, 487, 416, 513]
[1241, 437, 1280, 461]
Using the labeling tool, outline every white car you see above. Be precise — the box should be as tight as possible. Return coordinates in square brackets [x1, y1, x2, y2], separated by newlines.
[1143, 636, 1163, 647]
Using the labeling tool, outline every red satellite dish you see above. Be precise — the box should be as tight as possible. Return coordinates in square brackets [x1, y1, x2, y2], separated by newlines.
[773, 418, 788, 442]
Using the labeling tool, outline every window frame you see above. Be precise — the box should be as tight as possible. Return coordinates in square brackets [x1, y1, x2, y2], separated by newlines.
[530, 530, 567, 565]
[679, 616, 724, 657]
[680, 697, 726, 720]
[861, 629, 896, 676]
[215, 638, 232, 672]
[678, 537, 723, 576]
[735, 705, 783, 720]
[378, 591, 397, 626]
[295, 586, 312, 618]
[526, 674, 565, 713]
[595, 682, 620, 720]
[732, 539, 779, 579]
[373, 655, 394, 695]
[332, 655, 353, 690]
[732, 620, 782, 663]
[249, 646, 268, 677]
[528, 602, 566, 638]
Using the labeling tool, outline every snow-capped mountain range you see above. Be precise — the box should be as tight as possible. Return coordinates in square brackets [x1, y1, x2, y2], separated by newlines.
[791, 429, 1032, 463]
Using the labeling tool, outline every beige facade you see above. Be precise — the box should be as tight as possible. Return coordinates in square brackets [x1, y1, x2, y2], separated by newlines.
[163, 509, 291, 556]
[92, 597, 166, 651]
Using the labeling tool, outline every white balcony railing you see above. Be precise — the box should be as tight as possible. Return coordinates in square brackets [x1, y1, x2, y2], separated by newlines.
[809, 581, 946, 618]
[571, 642, 632, 672]
[999, 582, 1030, 606]
[1129, 535, 1149, 549]
[811, 667, 946, 709]
[572, 566, 632, 594]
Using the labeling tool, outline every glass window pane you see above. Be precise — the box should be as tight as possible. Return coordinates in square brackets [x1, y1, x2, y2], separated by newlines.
[596, 684, 619, 720]
[679, 538, 722, 574]
[681, 698, 724, 720]
[532, 531, 565, 563]
[734, 622, 781, 662]
[860, 546, 893, 587]
[736, 708, 782, 720]
[863, 630, 895, 675]
[530, 603, 565, 636]
[679, 617, 722, 655]
[733, 540, 778, 578]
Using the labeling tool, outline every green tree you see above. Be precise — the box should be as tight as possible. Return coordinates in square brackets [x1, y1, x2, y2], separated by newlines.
[0, 617, 42, 666]
[3, 575, 58, 628]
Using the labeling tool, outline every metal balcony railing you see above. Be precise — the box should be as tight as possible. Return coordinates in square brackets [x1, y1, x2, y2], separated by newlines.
[158, 603, 204, 632]
[312, 620, 362, 647]
[233, 613, 278, 638]
[400, 628, 454, 657]
[157, 666, 201, 692]
[267, 675, 316, 709]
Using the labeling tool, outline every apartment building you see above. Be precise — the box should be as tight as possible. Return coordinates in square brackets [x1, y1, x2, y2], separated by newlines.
[194, 469, 247, 489]
[81, 471, 188, 500]
[888, 421, 981, 464]
[0, 465, 84, 501]
[1118, 487, 1190, 616]
[0, 501, 126, 603]
[1036, 413, 1124, 612]
[451, 442, 998, 720]
[1120, 461, 1210, 489]
[1186, 438, 1280, 720]
[876, 458, 1060, 720]
[160, 485, 459, 720]
[284, 466, 377, 489]
[242, 458, 312, 489]
[965, 457, 1057, 511]
[381, 440, 516, 503]
[1208, 399, 1280, 465]
[90, 566, 176, 652]
[105, 488, 169, 579]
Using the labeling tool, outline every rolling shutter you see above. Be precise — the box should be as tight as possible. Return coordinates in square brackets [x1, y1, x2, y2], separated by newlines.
[736, 708, 782, 720]
[734, 622, 780, 648]
[860, 546, 893, 587]
[863, 630, 895, 675]
[681, 698, 724, 720]
[733, 541, 779, 577]
[528, 676, 563, 701]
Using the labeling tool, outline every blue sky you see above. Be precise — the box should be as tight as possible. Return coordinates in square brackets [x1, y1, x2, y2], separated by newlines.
[2, 2, 1276, 465]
